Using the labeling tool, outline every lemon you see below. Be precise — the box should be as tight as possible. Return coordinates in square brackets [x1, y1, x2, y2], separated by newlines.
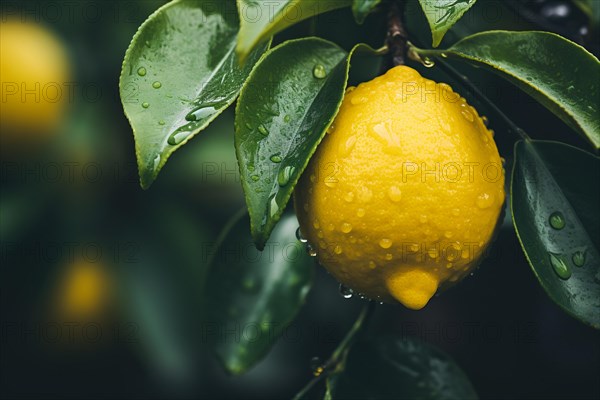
[294, 66, 505, 310]
[57, 260, 112, 320]
[0, 20, 70, 142]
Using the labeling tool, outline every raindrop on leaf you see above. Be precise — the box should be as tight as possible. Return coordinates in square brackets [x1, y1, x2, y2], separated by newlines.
[549, 252, 571, 280]
[549, 212, 566, 230]
[313, 64, 327, 79]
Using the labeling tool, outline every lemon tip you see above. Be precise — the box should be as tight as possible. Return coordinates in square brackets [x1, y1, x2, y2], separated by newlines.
[385, 269, 438, 310]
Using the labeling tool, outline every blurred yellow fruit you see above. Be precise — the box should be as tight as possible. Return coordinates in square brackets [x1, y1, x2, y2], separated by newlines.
[0, 20, 70, 142]
[58, 260, 111, 320]
[294, 66, 505, 310]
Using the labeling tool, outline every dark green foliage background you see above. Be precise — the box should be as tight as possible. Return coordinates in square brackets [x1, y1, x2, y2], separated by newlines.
[1, 0, 599, 399]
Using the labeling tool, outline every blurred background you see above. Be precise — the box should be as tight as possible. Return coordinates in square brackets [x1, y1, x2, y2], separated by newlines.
[1, 0, 598, 398]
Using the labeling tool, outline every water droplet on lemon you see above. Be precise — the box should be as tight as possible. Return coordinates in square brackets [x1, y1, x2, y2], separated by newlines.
[460, 104, 474, 122]
[339, 135, 357, 157]
[341, 223, 352, 233]
[350, 96, 368, 105]
[296, 227, 307, 243]
[476, 193, 494, 209]
[388, 186, 402, 202]
[339, 284, 353, 299]
[379, 238, 392, 249]
[357, 186, 373, 202]
[343, 192, 354, 202]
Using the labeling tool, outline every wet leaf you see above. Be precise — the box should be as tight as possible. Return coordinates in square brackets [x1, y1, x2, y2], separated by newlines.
[352, 0, 381, 24]
[205, 212, 314, 374]
[235, 38, 376, 248]
[511, 140, 600, 328]
[236, 0, 351, 61]
[418, 0, 477, 47]
[326, 335, 478, 399]
[120, 0, 269, 188]
[414, 31, 600, 149]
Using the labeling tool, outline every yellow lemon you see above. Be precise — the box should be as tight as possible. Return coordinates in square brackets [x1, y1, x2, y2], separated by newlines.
[0, 20, 70, 142]
[58, 260, 112, 320]
[294, 66, 505, 310]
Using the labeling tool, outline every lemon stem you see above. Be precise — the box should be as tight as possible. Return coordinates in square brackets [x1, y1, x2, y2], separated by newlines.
[291, 301, 377, 399]
[385, 0, 408, 67]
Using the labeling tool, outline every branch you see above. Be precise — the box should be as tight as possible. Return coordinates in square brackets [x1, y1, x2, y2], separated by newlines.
[386, 0, 408, 67]
[291, 301, 377, 400]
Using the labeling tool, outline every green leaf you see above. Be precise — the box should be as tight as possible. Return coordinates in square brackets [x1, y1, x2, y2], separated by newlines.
[118, 206, 211, 382]
[124, 261, 196, 380]
[511, 140, 600, 328]
[205, 212, 314, 375]
[418, 0, 477, 47]
[235, 0, 352, 61]
[0, 187, 46, 242]
[414, 31, 600, 149]
[574, 0, 600, 27]
[120, 0, 269, 189]
[235, 38, 376, 249]
[352, 0, 381, 24]
[326, 335, 478, 399]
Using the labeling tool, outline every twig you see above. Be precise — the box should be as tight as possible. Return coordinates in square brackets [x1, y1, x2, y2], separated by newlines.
[386, 0, 408, 67]
[291, 301, 377, 400]
[328, 301, 376, 366]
